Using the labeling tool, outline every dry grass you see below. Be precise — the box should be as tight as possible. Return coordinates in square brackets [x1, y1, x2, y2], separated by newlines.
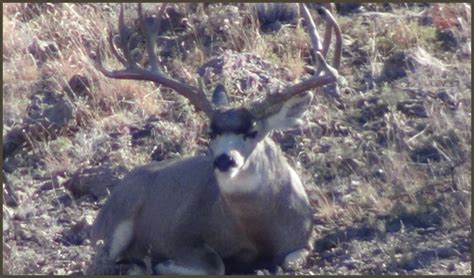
[2, 3, 471, 275]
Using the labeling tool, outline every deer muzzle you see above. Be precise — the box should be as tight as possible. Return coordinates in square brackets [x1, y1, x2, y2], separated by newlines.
[214, 153, 237, 172]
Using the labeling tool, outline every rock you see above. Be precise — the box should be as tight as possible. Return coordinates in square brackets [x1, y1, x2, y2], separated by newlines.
[18, 3, 59, 22]
[130, 122, 156, 145]
[416, 227, 437, 235]
[38, 181, 56, 192]
[13, 209, 34, 221]
[3, 212, 11, 232]
[16, 226, 33, 241]
[403, 248, 457, 270]
[55, 194, 73, 207]
[64, 165, 126, 200]
[28, 39, 60, 64]
[274, 266, 284, 275]
[342, 257, 359, 270]
[410, 145, 442, 163]
[378, 51, 414, 82]
[436, 91, 457, 108]
[198, 50, 290, 100]
[256, 269, 271, 275]
[419, 15, 433, 26]
[3, 91, 74, 158]
[378, 48, 446, 83]
[60, 215, 95, 246]
[372, 168, 386, 181]
[162, 5, 187, 31]
[397, 100, 428, 118]
[256, 3, 298, 33]
[3, 174, 19, 207]
[447, 262, 456, 272]
[321, 250, 334, 260]
[335, 4, 365, 16]
[26, 91, 73, 137]
[272, 129, 299, 151]
[3, 220, 9, 233]
[66, 74, 92, 99]
[352, 97, 389, 125]
[72, 215, 94, 233]
[435, 247, 459, 258]
[3, 129, 27, 160]
[436, 28, 459, 51]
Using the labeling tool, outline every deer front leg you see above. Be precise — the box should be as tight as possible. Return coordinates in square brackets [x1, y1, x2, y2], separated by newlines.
[154, 243, 225, 275]
[282, 248, 309, 271]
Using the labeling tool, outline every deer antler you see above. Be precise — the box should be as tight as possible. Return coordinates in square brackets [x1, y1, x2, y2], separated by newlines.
[94, 3, 214, 117]
[249, 3, 342, 119]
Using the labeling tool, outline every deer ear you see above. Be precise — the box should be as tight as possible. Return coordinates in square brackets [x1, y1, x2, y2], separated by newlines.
[212, 84, 229, 108]
[265, 92, 313, 131]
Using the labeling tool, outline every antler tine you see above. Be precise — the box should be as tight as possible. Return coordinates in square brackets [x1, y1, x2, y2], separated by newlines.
[319, 5, 342, 70]
[249, 3, 341, 119]
[321, 4, 332, 58]
[107, 30, 127, 65]
[117, 4, 138, 69]
[94, 3, 214, 117]
[302, 4, 323, 58]
[137, 3, 164, 72]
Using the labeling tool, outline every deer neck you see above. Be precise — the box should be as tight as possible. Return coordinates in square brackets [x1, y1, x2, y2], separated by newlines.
[217, 137, 289, 218]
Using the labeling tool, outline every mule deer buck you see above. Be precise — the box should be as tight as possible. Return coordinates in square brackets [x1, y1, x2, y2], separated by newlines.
[89, 3, 341, 275]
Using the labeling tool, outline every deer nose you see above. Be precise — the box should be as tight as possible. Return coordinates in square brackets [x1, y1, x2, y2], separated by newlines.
[214, 154, 236, 172]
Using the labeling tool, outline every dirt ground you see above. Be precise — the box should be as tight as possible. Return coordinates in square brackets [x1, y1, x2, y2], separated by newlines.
[2, 3, 471, 275]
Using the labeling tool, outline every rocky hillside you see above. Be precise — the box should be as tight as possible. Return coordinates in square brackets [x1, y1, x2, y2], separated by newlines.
[2, 3, 471, 275]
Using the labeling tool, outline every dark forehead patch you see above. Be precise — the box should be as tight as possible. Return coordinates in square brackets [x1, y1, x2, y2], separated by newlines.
[210, 108, 255, 134]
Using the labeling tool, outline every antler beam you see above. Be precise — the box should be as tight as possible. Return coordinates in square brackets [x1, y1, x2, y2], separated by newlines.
[94, 3, 214, 117]
[249, 4, 342, 119]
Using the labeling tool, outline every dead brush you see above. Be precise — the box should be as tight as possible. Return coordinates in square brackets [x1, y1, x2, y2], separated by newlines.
[2, 3, 471, 275]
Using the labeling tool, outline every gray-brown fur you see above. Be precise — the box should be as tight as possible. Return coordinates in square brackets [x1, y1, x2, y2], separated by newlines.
[89, 2, 342, 274]
[210, 108, 255, 136]
[89, 93, 315, 275]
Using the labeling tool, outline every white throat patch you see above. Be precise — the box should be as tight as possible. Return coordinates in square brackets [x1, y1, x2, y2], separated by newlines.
[211, 133, 266, 194]
[215, 168, 261, 194]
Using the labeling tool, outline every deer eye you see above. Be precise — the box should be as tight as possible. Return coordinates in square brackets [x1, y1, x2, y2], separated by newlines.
[244, 130, 258, 140]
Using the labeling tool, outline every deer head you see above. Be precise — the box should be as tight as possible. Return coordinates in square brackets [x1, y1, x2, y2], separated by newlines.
[94, 3, 342, 190]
